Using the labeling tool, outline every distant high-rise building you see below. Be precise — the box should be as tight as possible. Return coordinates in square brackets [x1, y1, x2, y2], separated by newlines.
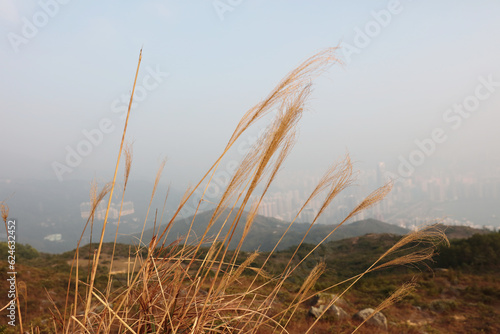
[377, 162, 386, 186]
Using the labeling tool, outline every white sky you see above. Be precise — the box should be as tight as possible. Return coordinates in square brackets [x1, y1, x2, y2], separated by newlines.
[1, 0, 499, 187]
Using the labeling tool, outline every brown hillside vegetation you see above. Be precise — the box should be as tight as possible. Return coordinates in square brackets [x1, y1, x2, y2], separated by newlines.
[2, 232, 500, 333]
[433, 224, 492, 240]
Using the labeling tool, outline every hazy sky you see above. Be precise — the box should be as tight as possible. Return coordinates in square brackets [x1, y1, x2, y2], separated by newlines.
[2, 0, 500, 188]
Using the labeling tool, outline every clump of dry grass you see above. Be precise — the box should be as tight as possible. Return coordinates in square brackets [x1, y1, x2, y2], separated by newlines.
[40, 47, 448, 333]
[1, 201, 9, 237]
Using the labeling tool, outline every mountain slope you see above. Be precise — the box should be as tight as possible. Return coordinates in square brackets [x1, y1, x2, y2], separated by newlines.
[118, 209, 410, 252]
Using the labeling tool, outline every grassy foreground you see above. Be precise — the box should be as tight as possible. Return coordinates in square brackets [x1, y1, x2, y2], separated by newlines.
[3, 232, 500, 333]
[1, 48, 450, 333]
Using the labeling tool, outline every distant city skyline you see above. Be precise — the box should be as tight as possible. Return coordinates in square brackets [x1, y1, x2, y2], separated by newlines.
[253, 165, 500, 231]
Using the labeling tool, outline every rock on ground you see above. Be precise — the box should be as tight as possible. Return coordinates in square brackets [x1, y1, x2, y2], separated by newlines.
[353, 308, 388, 330]
[308, 304, 348, 321]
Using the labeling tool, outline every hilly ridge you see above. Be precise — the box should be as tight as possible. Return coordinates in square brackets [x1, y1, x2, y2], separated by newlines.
[119, 209, 493, 253]
[119, 208, 410, 251]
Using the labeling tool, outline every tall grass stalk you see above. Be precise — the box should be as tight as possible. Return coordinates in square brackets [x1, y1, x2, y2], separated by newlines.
[82, 49, 142, 324]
